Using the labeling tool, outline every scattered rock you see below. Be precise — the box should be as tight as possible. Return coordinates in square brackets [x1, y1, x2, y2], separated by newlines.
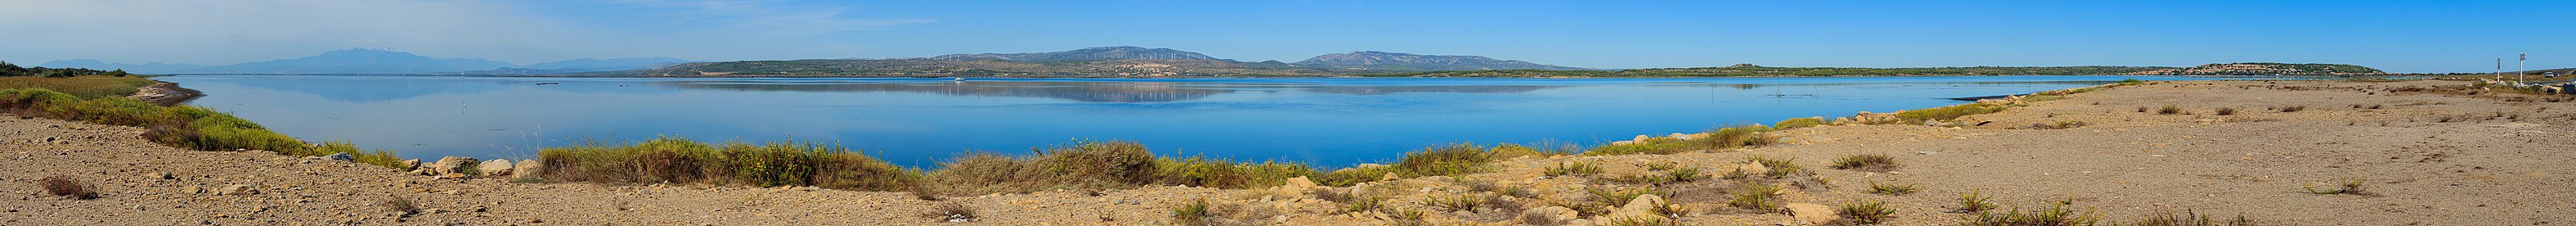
[323, 153, 352, 161]
[150, 172, 173, 180]
[1784, 202, 1838, 224]
[481, 159, 514, 177]
[217, 184, 259, 195]
[511, 159, 541, 179]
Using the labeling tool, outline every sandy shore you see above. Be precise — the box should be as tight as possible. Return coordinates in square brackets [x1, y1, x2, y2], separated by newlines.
[2, 79, 2569, 225]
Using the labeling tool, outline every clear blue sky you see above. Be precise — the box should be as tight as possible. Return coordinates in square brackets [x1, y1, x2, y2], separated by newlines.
[3, 0, 2569, 73]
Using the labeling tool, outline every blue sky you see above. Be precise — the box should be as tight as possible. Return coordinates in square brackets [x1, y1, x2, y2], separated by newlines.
[2, 0, 2568, 73]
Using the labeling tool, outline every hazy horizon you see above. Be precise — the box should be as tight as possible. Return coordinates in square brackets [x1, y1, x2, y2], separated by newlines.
[3, 0, 2569, 73]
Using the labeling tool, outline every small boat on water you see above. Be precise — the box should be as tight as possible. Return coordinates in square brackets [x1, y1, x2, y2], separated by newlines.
[534, 82, 560, 85]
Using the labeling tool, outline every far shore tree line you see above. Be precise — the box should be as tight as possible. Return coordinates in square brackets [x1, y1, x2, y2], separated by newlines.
[0, 61, 131, 78]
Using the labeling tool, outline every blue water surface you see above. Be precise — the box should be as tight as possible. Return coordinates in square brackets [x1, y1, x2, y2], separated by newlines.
[150, 75, 2206, 167]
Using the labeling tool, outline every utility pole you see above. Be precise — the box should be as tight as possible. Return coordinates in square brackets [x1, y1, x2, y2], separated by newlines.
[2517, 53, 2526, 84]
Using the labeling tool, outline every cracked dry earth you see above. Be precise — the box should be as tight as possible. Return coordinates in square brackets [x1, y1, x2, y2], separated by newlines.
[2, 79, 2571, 225]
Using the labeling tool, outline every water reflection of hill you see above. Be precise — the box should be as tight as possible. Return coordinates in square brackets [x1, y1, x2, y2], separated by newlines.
[665, 81, 1559, 102]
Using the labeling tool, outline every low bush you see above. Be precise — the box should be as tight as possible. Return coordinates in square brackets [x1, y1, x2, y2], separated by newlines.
[2158, 106, 2185, 115]
[0, 75, 156, 98]
[1963, 199, 2098, 226]
[38, 175, 96, 199]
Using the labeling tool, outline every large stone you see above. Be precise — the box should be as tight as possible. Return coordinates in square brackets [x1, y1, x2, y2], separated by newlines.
[216, 184, 258, 195]
[1615, 194, 1666, 215]
[322, 152, 353, 161]
[1785, 202, 1838, 224]
[512, 159, 542, 179]
[480, 159, 514, 176]
[400, 159, 422, 170]
[429, 156, 479, 177]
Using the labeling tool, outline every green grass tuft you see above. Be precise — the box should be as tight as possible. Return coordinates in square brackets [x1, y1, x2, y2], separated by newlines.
[1727, 183, 1786, 213]
[1545, 161, 1604, 177]
[1838, 199, 1896, 224]
[1867, 181, 1918, 196]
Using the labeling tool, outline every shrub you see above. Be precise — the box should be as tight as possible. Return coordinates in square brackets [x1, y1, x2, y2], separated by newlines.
[38, 175, 96, 199]
[1391, 143, 1493, 178]
[1174, 198, 1211, 224]
[812, 152, 920, 191]
[1340, 197, 1384, 214]
[1830, 154, 1899, 172]
[1314, 165, 1394, 187]
[1156, 156, 1317, 189]
[1488, 143, 1546, 159]
[1774, 116, 1828, 129]
[2214, 107, 2237, 115]
[1025, 141, 1160, 188]
[1665, 167, 1708, 183]
[2278, 106, 2306, 112]
[2157, 106, 2185, 115]
[1838, 199, 1895, 224]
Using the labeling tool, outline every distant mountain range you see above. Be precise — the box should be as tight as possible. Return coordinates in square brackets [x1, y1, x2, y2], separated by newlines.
[644, 46, 1595, 77]
[41, 48, 690, 75]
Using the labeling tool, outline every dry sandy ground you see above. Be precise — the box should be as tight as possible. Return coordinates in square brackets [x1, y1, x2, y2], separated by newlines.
[1, 79, 2569, 225]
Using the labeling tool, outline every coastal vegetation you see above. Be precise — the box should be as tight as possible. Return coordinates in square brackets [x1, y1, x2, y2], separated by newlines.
[2, 79, 407, 170]
[0, 61, 132, 78]
[0, 75, 156, 98]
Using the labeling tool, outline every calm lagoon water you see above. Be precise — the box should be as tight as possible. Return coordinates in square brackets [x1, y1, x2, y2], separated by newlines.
[151, 75, 2203, 167]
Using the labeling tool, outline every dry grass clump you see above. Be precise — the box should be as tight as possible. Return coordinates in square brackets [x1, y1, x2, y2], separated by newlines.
[1726, 183, 1786, 213]
[1584, 124, 1775, 156]
[1156, 156, 1316, 189]
[38, 175, 97, 199]
[2214, 107, 2238, 115]
[1172, 198, 1211, 224]
[1963, 199, 2099, 226]
[1830, 153, 1899, 172]
[2127, 210, 2257, 226]
[2157, 106, 2186, 115]
[2277, 106, 2306, 112]
[1421, 193, 1491, 212]
[2304, 178, 2368, 195]
[539, 137, 923, 191]
[1866, 181, 1917, 196]
[1774, 116, 1829, 129]
[1887, 102, 2012, 124]
[1838, 199, 1896, 224]
[2024, 121, 2089, 129]
[1543, 161, 1603, 177]
[926, 201, 977, 223]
